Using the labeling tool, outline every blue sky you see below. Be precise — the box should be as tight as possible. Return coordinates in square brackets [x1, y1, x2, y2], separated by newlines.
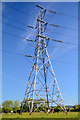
[2, 2, 78, 106]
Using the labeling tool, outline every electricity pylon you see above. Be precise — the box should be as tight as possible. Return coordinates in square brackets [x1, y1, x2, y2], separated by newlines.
[21, 4, 66, 114]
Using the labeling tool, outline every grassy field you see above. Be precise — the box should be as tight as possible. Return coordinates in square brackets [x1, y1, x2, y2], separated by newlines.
[1, 112, 79, 119]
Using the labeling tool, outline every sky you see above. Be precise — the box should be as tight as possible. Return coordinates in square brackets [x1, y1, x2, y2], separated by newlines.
[2, 2, 78, 106]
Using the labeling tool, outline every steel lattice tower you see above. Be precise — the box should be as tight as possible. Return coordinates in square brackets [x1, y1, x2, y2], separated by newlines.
[21, 5, 66, 114]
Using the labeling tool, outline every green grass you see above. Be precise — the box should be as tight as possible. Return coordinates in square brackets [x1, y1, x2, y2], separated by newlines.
[2, 112, 79, 119]
[0, 113, 2, 120]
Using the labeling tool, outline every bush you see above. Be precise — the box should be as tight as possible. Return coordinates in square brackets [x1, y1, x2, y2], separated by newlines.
[2, 100, 13, 113]
[2, 107, 11, 113]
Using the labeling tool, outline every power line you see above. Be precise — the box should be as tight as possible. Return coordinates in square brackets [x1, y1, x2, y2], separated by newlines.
[2, 14, 26, 26]
[51, 59, 78, 66]
[2, 18, 77, 47]
[48, 43, 78, 50]
[1, 5, 78, 48]
[2, 30, 78, 51]
[3, 3, 36, 20]
[2, 31, 33, 49]
[35, 4, 77, 31]
[35, 3, 78, 19]
[1, 49, 77, 65]
[2, 31, 25, 39]
[4, 3, 78, 19]
[0, 49, 32, 63]
[46, 27, 77, 39]
[26, 37, 78, 46]
[1, 30, 77, 52]
[2, 19, 78, 46]
[3, 3, 77, 32]
[55, 11, 78, 19]
[45, 12, 78, 19]
[37, 18, 77, 32]
[59, 26, 77, 32]
[2, 21, 27, 32]
[2, 28, 78, 47]
[2, 20, 37, 41]
[2, 30, 36, 48]
[2, 14, 77, 39]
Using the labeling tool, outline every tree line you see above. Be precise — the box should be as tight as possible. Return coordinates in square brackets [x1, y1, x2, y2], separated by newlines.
[0, 99, 80, 113]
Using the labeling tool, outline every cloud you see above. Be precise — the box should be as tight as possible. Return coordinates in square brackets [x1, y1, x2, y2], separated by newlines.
[17, 11, 38, 52]
[49, 42, 77, 60]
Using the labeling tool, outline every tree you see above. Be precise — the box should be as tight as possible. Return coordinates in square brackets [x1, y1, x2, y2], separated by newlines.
[73, 105, 78, 109]
[71, 105, 79, 112]
[13, 100, 20, 112]
[0, 104, 2, 113]
[65, 107, 70, 112]
[70, 107, 74, 112]
[78, 104, 80, 111]
[53, 106, 61, 112]
[2, 100, 13, 113]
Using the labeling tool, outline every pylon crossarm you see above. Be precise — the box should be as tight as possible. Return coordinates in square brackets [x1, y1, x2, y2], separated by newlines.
[26, 39, 34, 42]
[37, 18, 47, 24]
[27, 25, 34, 29]
[36, 4, 56, 14]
